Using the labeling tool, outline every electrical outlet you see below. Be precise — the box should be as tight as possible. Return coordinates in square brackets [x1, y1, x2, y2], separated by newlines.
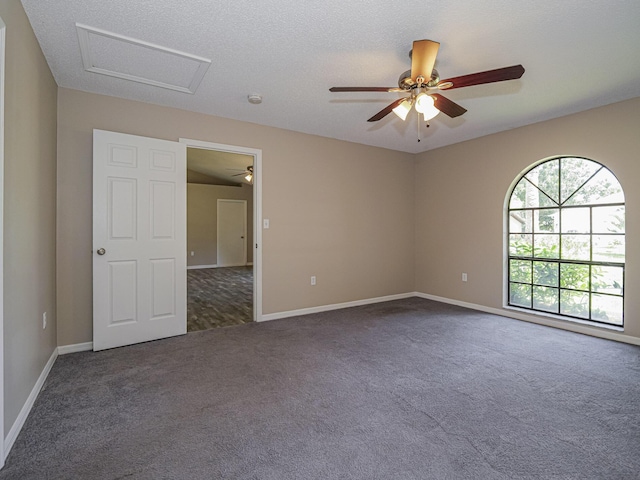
[462, 273, 468, 282]
[311, 276, 316, 286]
[42, 312, 47, 330]
[190, 251, 195, 256]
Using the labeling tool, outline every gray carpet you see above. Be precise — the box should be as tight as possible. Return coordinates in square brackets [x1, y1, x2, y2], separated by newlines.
[3, 298, 640, 479]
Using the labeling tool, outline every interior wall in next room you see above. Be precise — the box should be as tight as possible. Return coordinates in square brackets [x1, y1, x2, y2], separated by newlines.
[187, 183, 254, 267]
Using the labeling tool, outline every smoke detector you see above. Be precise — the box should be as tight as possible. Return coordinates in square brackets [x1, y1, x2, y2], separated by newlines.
[247, 94, 262, 104]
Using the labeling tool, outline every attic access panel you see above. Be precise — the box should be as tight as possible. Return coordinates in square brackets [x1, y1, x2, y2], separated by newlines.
[76, 23, 211, 94]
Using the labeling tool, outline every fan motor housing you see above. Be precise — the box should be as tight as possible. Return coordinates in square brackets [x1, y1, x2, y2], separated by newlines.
[398, 69, 440, 89]
[398, 70, 414, 90]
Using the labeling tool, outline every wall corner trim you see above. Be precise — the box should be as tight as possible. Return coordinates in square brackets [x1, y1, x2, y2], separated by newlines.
[4, 348, 58, 462]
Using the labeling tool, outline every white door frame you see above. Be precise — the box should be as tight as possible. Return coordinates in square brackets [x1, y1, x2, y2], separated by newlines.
[0, 15, 6, 468]
[179, 138, 263, 321]
[217, 199, 247, 267]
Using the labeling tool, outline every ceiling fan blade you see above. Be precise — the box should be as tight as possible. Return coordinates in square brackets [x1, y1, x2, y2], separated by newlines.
[367, 98, 407, 122]
[411, 39, 440, 84]
[330, 87, 402, 92]
[437, 64, 525, 90]
[431, 94, 467, 118]
[231, 172, 248, 177]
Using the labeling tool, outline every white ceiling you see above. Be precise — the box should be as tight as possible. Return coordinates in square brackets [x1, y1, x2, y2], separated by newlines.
[22, 0, 640, 154]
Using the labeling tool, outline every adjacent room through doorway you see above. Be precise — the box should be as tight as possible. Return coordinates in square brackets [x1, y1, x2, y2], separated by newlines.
[185, 146, 255, 331]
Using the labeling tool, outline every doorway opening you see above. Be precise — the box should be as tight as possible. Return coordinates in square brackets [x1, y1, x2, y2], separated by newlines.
[180, 139, 262, 331]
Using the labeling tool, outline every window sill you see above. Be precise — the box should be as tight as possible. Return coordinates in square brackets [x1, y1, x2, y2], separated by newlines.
[503, 305, 624, 332]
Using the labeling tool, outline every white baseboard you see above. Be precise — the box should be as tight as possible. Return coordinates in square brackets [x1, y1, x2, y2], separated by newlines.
[58, 342, 93, 355]
[260, 292, 415, 322]
[262, 291, 640, 346]
[187, 264, 217, 270]
[414, 292, 640, 346]
[4, 347, 58, 462]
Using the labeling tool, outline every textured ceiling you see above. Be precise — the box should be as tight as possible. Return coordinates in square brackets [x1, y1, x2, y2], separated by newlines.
[22, 0, 640, 154]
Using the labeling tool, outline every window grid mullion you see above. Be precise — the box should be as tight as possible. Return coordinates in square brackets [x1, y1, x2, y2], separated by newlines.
[589, 206, 593, 321]
[510, 201, 624, 213]
[560, 166, 604, 207]
[558, 154, 564, 314]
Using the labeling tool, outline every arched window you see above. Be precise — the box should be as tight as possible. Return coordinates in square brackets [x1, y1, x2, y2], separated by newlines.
[507, 157, 625, 326]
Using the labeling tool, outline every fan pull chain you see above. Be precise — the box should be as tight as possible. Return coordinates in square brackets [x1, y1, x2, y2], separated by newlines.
[417, 112, 432, 142]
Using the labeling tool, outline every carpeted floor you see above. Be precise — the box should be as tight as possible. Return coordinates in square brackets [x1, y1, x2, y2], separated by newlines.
[187, 266, 253, 331]
[2, 297, 640, 479]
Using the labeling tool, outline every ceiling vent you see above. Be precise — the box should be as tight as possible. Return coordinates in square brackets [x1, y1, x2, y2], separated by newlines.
[76, 23, 211, 94]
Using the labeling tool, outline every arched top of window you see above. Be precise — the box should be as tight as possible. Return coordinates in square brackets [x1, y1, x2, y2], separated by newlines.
[507, 157, 625, 327]
[509, 157, 624, 210]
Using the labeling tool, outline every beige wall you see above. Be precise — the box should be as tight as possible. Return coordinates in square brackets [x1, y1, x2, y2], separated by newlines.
[415, 97, 640, 341]
[187, 183, 254, 266]
[0, 0, 58, 437]
[57, 88, 416, 346]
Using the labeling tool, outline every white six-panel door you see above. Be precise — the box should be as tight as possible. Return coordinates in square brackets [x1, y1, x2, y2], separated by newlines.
[93, 129, 186, 351]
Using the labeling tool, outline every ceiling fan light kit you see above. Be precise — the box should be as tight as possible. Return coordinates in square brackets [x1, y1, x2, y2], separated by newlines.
[392, 98, 413, 121]
[244, 165, 254, 184]
[330, 39, 524, 131]
[414, 93, 439, 120]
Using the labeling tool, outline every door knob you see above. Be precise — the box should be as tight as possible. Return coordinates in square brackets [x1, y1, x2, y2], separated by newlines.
[97, 248, 106, 255]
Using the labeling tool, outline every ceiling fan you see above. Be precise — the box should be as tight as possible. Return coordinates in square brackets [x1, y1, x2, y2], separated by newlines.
[230, 165, 253, 183]
[329, 39, 524, 124]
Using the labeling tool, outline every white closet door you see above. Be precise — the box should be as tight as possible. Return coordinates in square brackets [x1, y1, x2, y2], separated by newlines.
[217, 199, 247, 267]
